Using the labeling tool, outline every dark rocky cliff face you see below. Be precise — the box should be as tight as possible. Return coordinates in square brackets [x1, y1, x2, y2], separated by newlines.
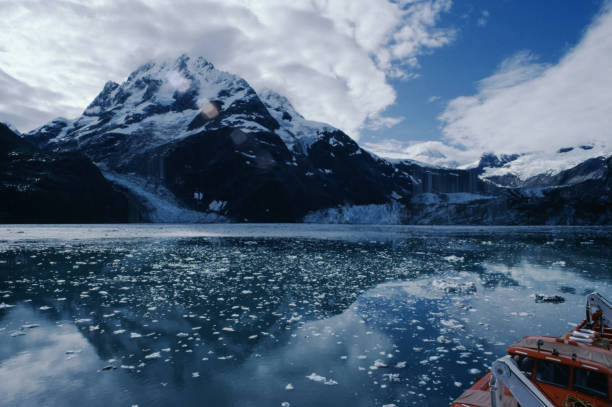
[120, 128, 405, 222]
[0, 123, 133, 223]
[402, 156, 612, 225]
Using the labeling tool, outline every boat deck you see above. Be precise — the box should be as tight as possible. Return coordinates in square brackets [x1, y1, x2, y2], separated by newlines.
[452, 306, 612, 407]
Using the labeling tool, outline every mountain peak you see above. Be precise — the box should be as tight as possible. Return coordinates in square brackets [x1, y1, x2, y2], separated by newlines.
[477, 152, 520, 169]
[126, 54, 215, 83]
[0, 121, 22, 136]
[259, 88, 335, 149]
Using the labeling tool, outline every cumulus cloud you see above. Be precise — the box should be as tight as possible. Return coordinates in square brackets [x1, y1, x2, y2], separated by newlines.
[363, 139, 476, 167]
[0, 0, 454, 135]
[439, 3, 612, 159]
[370, 3, 612, 167]
[477, 10, 489, 26]
[0, 68, 74, 131]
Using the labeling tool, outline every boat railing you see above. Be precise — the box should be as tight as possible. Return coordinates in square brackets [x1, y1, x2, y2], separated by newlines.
[587, 292, 612, 329]
[490, 355, 555, 407]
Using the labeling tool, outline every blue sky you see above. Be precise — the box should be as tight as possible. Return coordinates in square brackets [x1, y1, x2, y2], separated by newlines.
[362, 0, 605, 145]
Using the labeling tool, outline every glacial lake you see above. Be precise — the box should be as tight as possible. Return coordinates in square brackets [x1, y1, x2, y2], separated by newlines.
[0, 224, 611, 407]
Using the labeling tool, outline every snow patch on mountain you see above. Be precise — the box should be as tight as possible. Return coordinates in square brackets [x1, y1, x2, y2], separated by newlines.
[481, 144, 611, 181]
[32, 55, 268, 153]
[103, 172, 227, 223]
[259, 89, 335, 152]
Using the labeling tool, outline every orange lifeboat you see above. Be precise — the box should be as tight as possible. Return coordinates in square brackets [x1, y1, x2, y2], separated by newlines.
[452, 292, 612, 407]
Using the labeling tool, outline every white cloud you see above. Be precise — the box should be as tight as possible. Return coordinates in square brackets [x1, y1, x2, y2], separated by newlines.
[362, 115, 405, 131]
[0, 0, 454, 135]
[370, 3, 612, 168]
[477, 10, 489, 26]
[438, 3, 612, 160]
[363, 139, 476, 167]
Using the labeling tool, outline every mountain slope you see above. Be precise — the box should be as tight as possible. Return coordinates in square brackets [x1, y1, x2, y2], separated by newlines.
[0, 123, 133, 222]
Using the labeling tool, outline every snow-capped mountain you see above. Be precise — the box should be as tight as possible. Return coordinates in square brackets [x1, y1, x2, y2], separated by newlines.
[29, 55, 279, 166]
[26, 55, 418, 221]
[476, 145, 611, 188]
[23, 54, 612, 224]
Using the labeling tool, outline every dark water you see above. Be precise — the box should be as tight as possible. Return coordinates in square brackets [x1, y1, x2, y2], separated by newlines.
[0, 225, 611, 407]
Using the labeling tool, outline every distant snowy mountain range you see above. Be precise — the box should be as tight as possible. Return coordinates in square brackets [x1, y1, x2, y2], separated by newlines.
[8, 54, 611, 224]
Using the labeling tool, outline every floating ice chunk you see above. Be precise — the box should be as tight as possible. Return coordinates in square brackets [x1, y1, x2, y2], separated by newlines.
[113, 329, 126, 335]
[432, 279, 476, 294]
[285, 383, 294, 390]
[192, 372, 200, 378]
[0, 302, 16, 309]
[248, 335, 258, 340]
[306, 373, 337, 385]
[39, 306, 52, 310]
[444, 255, 464, 262]
[440, 319, 464, 329]
[177, 332, 189, 337]
[75, 318, 92, 324]
[395, 361, 407, 368]
[22, 324, 39, 329]
[372, 359, 388, 369]
[454, 381, 462, 387]
[469, 368, 481, 374]
[281, 402, 290, 407]
[145, 352, 161, 359]
[130, 332, 142, 338]
[222, 327, 235, 332]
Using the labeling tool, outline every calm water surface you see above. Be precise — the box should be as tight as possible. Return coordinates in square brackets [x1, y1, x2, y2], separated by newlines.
[0, 224, 611, 407]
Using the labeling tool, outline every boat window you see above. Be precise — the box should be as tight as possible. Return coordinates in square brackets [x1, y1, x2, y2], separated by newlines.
[535, 359, 570, 388]
[572, 367, 608, 399]
[513, 354, 534, 378]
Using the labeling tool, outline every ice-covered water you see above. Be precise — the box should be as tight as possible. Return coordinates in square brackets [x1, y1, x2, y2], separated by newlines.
[0, 224, 611, 407]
